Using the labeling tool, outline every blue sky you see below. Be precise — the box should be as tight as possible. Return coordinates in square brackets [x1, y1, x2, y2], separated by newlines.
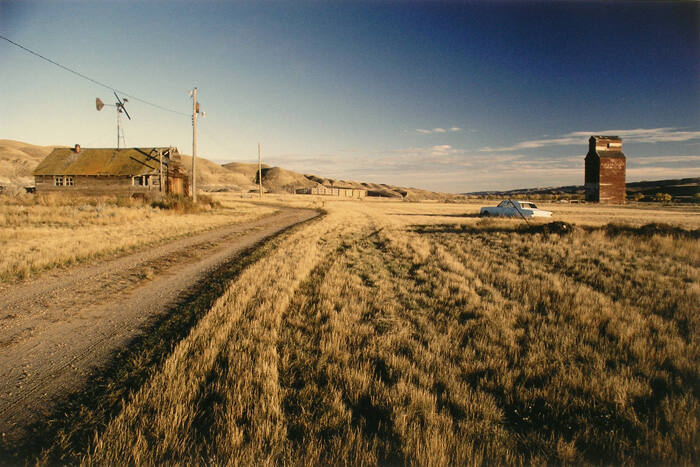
[1, 0, 698, 192]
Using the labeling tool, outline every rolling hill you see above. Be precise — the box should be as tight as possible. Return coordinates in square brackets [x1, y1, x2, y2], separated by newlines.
[0, 139, 456, 200]
[0, 140, 57, 193]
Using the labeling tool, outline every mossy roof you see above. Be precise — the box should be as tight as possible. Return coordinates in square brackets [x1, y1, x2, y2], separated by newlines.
[33, 148, 168, 176]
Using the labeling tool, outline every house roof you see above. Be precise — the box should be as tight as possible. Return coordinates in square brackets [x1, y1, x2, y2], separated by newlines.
[33, 147, 175, 176]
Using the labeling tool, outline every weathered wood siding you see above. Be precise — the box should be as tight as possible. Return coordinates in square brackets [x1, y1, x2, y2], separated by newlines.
[599, 157, 626, 204]
[32, 147, 188, 197]
[35, 175, 161, 195]
[584, 136, 626, 204]
[167, 176, 186, 195]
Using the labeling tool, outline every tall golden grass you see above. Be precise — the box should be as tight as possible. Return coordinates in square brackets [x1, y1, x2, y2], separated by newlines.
[49, 198, 697, 465]
[0, 193, 276, 282]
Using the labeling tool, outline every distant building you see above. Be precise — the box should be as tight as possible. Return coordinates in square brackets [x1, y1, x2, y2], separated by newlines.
[585, 136, 626, 204]
[296, 185, 366, 198]
[33, 145, 189, 195]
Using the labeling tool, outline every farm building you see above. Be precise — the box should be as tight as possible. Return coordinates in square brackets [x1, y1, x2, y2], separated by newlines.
[585, 136, 626, 204]
[32, 145, 189, 195]
[296, 186, 367, 198]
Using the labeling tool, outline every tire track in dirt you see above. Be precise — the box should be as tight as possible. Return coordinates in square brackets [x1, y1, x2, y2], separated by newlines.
[0, 207, 319, 441]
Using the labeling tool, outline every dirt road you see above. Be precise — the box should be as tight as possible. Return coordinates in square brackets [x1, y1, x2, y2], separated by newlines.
[0, 207, 318, 441]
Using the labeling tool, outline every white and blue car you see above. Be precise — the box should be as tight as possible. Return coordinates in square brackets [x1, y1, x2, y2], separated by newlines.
[480, 200, 553, 218]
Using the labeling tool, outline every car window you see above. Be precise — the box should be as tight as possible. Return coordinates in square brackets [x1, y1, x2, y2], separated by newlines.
[498, 201, 507, 207]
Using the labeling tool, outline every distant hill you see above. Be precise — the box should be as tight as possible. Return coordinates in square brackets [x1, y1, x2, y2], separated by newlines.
[184, 155, 457, 200]
[626, 178, 700, 199]
[179, 156, 260, 192]
[0, 140, 57, 192]
[0, 139, 455, 200]
[464, 178, 700, 202]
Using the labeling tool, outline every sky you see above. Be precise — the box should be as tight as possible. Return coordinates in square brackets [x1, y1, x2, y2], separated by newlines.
[1, 0, 698, 192]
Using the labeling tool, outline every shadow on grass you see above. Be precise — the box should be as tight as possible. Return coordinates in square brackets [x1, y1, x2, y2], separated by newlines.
[409, 221, 699, 239]
[0, 214, 321, 465]
[391, 212, 481, 218]
[601, 222, 700, 239]
[278, 233, 405, 466]
[409, 221, 577, 236]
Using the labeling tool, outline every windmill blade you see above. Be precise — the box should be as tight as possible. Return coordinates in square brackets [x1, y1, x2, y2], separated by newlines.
[113, 92, 131, 119]
[96, 98, 104, 111]
[114, 91, 124, 106]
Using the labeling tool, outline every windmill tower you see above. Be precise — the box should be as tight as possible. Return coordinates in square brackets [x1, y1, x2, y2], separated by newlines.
[96, 92, 132, 149]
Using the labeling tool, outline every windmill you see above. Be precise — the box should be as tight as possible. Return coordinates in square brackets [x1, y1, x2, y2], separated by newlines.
[96, 91, 131, 149]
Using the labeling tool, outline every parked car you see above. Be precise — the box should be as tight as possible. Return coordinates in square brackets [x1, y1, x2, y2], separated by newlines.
[480, 200, 552, 218]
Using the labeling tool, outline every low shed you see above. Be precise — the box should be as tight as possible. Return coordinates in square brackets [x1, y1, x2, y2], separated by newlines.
[297, 186, 367, 198]
[33, 145, 189, 195]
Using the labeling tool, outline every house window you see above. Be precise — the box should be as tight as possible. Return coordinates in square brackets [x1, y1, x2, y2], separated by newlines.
[133, 176, 144, 186]
[54, 176, 63, 186]
[65, 176, 74, 186]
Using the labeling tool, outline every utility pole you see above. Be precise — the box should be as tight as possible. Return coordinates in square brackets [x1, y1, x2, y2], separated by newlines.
[191, 87, 198, 202]
[116, 108, 121, 149]
[158, 149, 163, 193]
[258, 142, 263, 197]
[190, 89, 205, 201]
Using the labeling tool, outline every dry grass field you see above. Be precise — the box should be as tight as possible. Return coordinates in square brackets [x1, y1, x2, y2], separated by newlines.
[0, 194, 278, 283]
[15, 196, 695, 465]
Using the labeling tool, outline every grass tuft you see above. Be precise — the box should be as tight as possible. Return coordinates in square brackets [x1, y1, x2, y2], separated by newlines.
[151, 194, 223, 213]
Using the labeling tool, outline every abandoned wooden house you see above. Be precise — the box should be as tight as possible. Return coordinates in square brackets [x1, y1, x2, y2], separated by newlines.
[584, 135, 626, 204]
[32, 145, 189, 195]
[296, 186, 367, 198]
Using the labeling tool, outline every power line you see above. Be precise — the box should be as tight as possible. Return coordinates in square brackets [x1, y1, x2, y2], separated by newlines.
[0, 33, 190, 117]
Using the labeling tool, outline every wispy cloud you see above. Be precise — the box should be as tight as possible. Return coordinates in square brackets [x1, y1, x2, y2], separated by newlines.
[234, 144, 699, 193]
[415, 127, 462, 135]
[431, 144, 452, 155]
[481, 137, 582, 152]
[481, 127, 700, 152]
[631, 155, 700, 165]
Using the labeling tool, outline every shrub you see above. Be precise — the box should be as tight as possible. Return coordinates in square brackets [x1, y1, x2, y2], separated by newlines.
[151, 194, 194, 212]
[150, 194, 221, 213]
[197, 194, 223, 209]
